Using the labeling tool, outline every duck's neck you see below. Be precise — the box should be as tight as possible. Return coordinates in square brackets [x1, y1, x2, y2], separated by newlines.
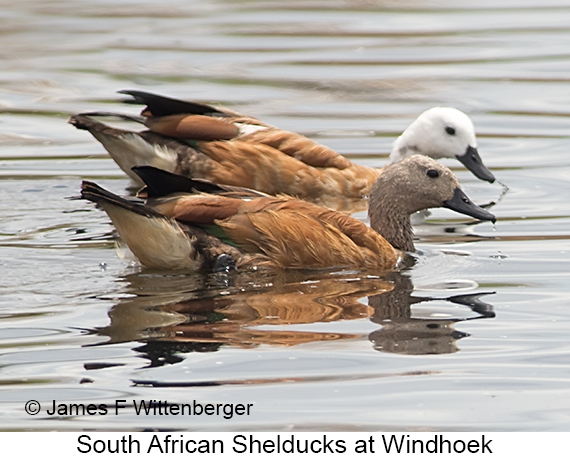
[388, 143, 419, 165]
[368, 195, 415, 253]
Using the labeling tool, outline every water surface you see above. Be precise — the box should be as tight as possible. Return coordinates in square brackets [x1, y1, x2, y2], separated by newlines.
[1, 0, 570, 432]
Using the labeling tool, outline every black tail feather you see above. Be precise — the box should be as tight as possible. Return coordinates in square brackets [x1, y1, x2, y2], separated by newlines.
[68, 113, 145, 133]
[73, 111, 145, 124]
[81, 181, 161, 219]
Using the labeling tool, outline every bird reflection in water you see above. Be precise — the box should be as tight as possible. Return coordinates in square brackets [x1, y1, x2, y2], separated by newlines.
[91, 268, 495, 367]
[368, 272, 495, 355]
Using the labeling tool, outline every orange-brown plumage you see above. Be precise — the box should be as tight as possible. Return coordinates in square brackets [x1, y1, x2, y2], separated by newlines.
[145, 114, 240, 141]
[151, 194, 243, 225]
[222, 199, 397, 270]
[192, 133, 380, 209]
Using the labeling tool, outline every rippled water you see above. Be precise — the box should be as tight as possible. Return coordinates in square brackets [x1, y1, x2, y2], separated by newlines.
[1, 0, 570, 432]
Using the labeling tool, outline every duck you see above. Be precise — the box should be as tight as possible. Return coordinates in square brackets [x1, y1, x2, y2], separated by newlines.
[70, 90, 495, 211]
[80, 155, 496, 272]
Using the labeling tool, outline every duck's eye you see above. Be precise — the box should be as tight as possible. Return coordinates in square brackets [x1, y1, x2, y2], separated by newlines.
[445, 126, 456, 135]
[427, 169, 439, 178]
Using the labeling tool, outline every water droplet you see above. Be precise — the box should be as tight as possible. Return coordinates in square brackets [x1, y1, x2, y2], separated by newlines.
[490, 251, 508, 261]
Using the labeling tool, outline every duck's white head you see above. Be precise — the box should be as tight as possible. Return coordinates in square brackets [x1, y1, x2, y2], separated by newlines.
[389, 107, 495, 183]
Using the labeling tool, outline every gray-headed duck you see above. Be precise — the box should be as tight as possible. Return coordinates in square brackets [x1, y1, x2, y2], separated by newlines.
[80, 155, 495, 271]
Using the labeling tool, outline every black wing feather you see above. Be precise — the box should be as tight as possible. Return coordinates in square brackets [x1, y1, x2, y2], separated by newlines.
[118, 90, 227, 117]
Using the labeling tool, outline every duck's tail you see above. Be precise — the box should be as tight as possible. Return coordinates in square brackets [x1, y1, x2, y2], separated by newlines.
[81, 180, 153, 217]
[69, 113, 179, 184]
[69, 111, 145, 127]
[81, 181, 201, 270]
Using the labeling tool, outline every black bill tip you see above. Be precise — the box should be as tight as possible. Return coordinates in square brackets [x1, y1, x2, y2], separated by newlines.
[443, 187, 496, 223]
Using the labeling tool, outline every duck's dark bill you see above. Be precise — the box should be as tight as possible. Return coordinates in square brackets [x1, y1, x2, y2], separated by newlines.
[443, 188, 496, 222]
[456, 145, 495, 183]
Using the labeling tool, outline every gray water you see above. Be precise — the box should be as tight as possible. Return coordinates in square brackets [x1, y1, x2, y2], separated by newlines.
[1, 0, 570, 431]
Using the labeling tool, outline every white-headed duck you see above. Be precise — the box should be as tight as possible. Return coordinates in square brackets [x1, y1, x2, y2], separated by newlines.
[70, 90, 495, 212]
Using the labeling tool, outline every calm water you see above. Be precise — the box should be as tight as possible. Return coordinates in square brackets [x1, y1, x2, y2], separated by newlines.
[1, 0, 570, 432]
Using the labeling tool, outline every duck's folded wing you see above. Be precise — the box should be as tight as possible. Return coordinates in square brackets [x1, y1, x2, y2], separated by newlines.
[240, 128, 353, 169]
[220, 199, 398, 270]
[193, 137, 380, 205]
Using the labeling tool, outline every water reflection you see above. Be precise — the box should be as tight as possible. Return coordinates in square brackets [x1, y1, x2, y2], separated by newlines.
[94, 270, 387, 347]
[368, 272, 495, 355]
[92, 269, 495, 366]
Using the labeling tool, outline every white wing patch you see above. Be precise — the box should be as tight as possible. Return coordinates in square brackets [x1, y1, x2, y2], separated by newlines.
[236, 123, 269, 137]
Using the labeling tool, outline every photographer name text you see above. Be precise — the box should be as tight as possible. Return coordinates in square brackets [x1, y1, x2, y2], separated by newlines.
[25, 399, 252, 419]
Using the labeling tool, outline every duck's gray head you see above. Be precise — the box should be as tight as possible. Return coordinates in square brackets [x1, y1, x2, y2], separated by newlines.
[370, 155, 496, 226]
[389, 107, 495, 183]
